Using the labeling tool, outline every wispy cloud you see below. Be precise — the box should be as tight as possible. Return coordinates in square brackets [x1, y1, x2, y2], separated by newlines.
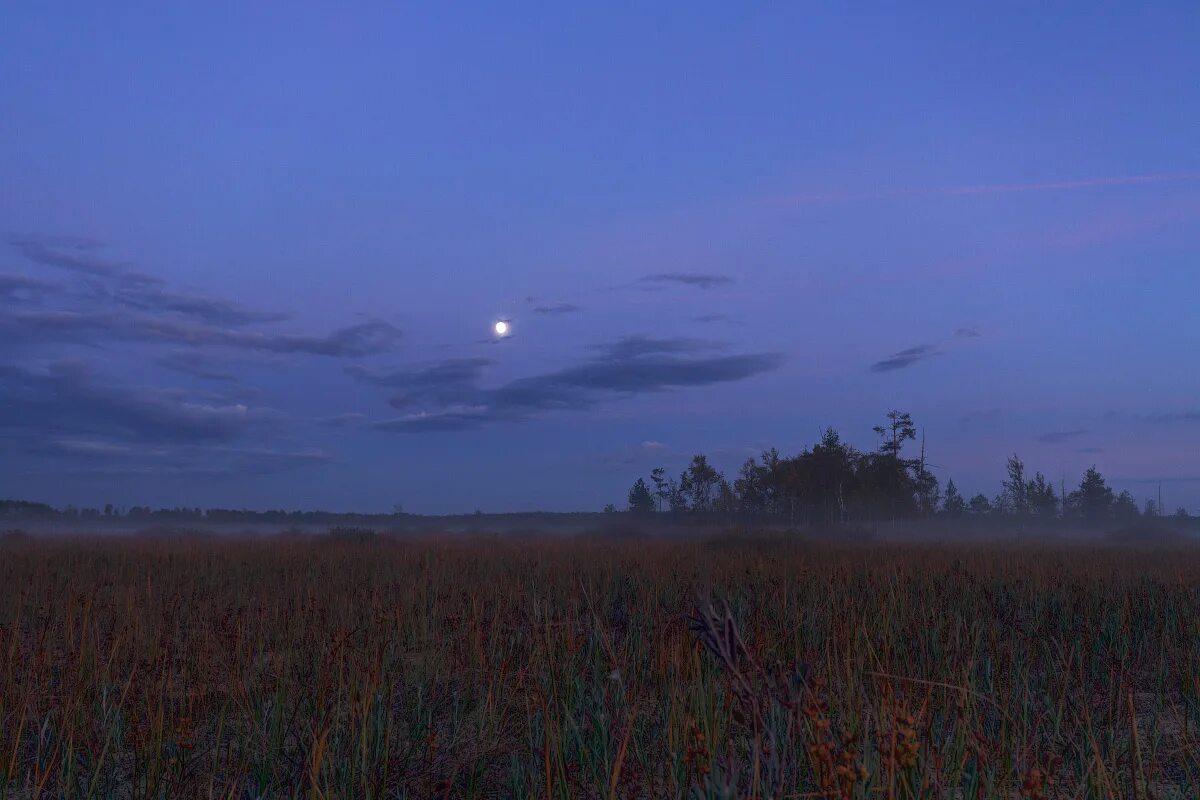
[8, 235, 126, 276]
[1035, 429, 1088, 444]
[1110, 409, 1200, 424]
[598, 439, 673, 469]
[640, 272, 735, 290]
[0, 360, 282, 445]
[0, 273, 55, 300]
[531, 303, 582, 315]
[1144, 410, 1200, 423]
[113, 281, 289, 326]
[371, 335, 784, 433]
[870, 326, 984, 373]
[694, 313, 734, 324]
[317, 412, 368, 428]
[6, 236, 400, 358]
[157, 351, 239, 383]
[6, 309, 400, 357]
[778, 171, 1200, 206]
[870, 344, 940, 373]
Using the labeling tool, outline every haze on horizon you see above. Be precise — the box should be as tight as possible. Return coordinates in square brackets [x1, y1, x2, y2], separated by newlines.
[2, 3, 1198, 514]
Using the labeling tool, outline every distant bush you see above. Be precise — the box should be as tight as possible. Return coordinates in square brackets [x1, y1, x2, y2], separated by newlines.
[0, 529, 29, 542]
[1105, 520, 1188, 544]
[328, 526, 377, 542]
[134, 525, 212, 539]
[580, 520, 651, 540]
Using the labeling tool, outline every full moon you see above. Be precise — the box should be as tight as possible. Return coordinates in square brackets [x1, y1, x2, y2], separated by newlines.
[494, 320, 510, 336]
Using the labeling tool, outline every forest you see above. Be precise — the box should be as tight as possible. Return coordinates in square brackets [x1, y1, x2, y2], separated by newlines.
[623, 411, 1193, 531]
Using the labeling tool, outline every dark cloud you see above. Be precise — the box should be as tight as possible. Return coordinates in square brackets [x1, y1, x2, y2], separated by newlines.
[870, 344, 940, 372]
[955, 327, 981, 338]
[317, 412, 368, 428]
[694, 313, 734, 324]
[1035, 429, 1088, 443]
[9, 434, 331, 478]
[8, 234, 390, 356]
[372, 335, 784, 432]
[0, 274, 55, 300]
[347, 358, 492, 407]
[1143, 411, 1200, 423]
[594, 334, 717, 360]
[0, 360, 280, 445]
[5, 309, 400, 357]
[1078, 447, 1105, 454]
[374, 407, 493, 433]
[8, 235, 125, 276]
[1107, 409, 1200, 424]
[640, 273, 735, 289]
[113, 282, 289, 326]
[531, 303, 582, 315]
[230, 448, 333, 475]
[157, 351, 238, 382]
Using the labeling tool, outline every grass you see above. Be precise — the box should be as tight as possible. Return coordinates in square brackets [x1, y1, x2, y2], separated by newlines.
[0, 532, 1198, 798]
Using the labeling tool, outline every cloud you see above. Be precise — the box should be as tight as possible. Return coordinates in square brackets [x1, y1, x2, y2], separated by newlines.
[113, 281, 289, 326]
[347, 358, 491, 407]
[594, 334, 717, 360]
[372, 335, 785, 432]
[0, 274, 55, 300]
[694, 313, 735, 324]
[374, 407, 494, 433]
[5, 309, 401, 357]
[955, 327, 981, 339]
[1035, 429, 1088, 443]
[870, 344, 940, 372]
[640, 273, 735, 290]
[229, 448, 333, 475]
[531, 303, 582, 315]
[1143, 411, 1200, 423]
[0, 360, 281, 445]
[7, 234, 395, 357]
[778, 171, 1200, 206]
[317, 412, 368, 428]
[1078, 447, 1104, 454]
[1109, 409, 1200, 424]
[8, 434, 332, 479]
[599, 440, 673, 468]
[48, 437, 134, 457]
[8, 235, 126, 276]
[157, 351, 238, 382]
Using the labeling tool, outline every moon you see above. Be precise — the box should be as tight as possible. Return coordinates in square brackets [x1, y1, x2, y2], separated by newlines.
[493, 320, 510, 336]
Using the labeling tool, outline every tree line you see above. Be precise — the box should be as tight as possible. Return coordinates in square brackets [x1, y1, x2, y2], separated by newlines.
[625, 410, 1192, 528]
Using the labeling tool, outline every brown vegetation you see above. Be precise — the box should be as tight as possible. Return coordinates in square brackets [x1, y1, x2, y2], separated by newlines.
[1, 533, 1198, 798]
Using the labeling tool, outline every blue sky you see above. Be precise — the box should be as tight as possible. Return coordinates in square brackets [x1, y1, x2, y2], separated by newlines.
[2, 3, 1198, 513]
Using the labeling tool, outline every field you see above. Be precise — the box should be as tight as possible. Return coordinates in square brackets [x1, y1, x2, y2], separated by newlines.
[1, 533, 1198, 799]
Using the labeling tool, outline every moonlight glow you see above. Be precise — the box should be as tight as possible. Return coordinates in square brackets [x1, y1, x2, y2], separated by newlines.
[494, 320, 510, 336]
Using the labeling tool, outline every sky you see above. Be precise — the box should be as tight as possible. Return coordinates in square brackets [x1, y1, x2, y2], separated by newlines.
[2, 3, 1199, 514]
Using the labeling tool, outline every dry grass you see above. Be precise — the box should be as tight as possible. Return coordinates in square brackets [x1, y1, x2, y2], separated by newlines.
[0, 533, 1198, 798]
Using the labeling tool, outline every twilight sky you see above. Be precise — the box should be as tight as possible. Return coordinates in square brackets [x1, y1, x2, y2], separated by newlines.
[3, 3, 1199, 513]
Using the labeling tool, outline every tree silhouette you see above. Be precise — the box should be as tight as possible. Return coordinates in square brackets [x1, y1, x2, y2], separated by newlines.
[1002, 455, 1028, 517]
[942, 480, 966, 516]
[1067, 467, 1115, 527]
[627, 478, 655, 515]
[967, 494, 993, 516]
